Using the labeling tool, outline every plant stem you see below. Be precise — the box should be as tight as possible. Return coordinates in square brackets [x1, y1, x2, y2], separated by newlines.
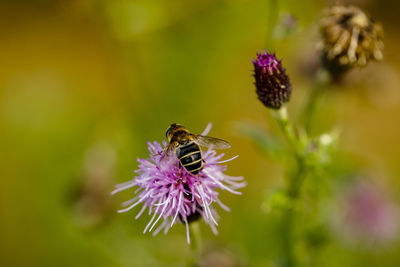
[273, 106, 308, 267]
[190, 221, 202, 254]
[266, 0, 279, 49]
[187, 222, 202, 266]
[273, 107, 297, 152]
[301, 68, 331, 134]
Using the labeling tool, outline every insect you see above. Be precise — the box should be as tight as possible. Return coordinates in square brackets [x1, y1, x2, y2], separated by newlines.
[163, 123, 231, 175]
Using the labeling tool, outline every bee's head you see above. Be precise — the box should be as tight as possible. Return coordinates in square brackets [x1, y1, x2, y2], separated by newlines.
[166, 123, 184, 141]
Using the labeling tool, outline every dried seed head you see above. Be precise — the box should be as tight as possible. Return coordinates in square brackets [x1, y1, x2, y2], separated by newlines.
[320, 5, 384, 72]
[252, 51, 292, 109]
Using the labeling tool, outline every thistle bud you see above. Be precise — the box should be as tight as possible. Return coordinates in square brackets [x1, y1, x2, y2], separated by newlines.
[252, 51, 292, 109]
[320, 5, 384, 73]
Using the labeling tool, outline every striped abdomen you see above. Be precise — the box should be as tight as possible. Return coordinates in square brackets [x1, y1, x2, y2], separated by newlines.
[176, 142, 203, 175]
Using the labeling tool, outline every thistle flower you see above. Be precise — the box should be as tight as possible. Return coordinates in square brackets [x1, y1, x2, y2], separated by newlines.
[337, 180, 399, 244]
[320, 5, 384, 72]
[252, 51, 292, 109]
[112, 124, 245, 244]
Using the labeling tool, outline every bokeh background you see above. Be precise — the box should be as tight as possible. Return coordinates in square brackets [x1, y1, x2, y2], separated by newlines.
[1, 0, 400, 266]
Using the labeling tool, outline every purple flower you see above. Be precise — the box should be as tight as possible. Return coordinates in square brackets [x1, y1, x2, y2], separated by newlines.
[252, 51, 292, 109]
[337, 180, 399, 244]
[112, 124, 246, 244]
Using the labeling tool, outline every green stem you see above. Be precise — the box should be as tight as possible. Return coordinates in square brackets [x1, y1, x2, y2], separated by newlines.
[266, 0, 279, 49]
[272, 69, 330, 266]
[273, 106, 309, 267]
[273, 107, 297, 152]
[190, 221, 202, 253]
[301, 68, 331, 134]
[187, 222, 202, 266]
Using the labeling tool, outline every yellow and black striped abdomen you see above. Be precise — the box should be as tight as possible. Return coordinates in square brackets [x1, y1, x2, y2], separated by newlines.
[176, 142, 203, 175]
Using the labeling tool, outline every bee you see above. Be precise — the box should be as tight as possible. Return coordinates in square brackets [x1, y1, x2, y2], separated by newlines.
[163, 123, 231, 175]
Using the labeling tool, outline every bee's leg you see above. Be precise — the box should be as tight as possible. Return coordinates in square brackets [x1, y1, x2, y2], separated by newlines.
[197, 160, 206, 179]
[201, 159, 206, 169]
[178, 162, 183, 177]
[153, 148, 165, 159]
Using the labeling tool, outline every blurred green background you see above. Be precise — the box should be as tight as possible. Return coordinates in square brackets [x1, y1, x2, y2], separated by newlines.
[1, 0, 400, 266]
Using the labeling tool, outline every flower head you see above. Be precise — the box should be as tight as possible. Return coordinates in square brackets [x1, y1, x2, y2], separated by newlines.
[252, 51, 292, 109]
[112, 124, 245, 244]
[320, 5, 384, 72]
[336, 180, 398, 244]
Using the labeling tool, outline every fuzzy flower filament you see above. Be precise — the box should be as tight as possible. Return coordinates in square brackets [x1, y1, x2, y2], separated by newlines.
[112, 125, 246, 244]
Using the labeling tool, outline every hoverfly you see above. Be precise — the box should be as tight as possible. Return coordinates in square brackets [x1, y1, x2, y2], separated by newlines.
[162, 123, 231, 175]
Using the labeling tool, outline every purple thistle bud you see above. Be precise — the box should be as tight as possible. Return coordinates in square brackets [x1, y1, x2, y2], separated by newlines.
[252, 51, 292, 109]
[112, 124, 246, 244]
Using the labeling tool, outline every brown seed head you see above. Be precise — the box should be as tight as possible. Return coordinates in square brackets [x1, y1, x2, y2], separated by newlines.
[320, 5, 384, 72]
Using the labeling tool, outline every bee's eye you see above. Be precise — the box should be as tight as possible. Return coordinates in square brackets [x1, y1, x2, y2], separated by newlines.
[166, 127, 171, 138]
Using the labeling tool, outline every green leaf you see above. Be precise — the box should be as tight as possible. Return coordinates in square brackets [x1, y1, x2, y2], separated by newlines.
[236, 122, 287, 160]
[262, 188, 293, 213]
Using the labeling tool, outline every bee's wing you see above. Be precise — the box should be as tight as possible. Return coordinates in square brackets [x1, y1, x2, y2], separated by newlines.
[193, 134, 231, 149]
